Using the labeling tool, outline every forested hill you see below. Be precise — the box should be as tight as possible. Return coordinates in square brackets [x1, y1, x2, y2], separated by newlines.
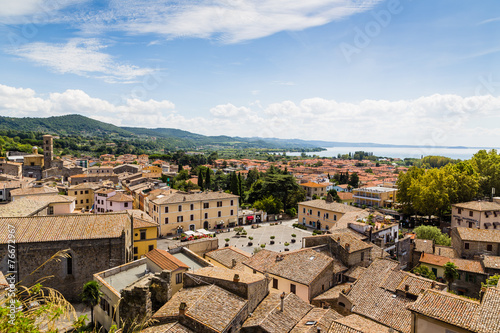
[0, 114, 320, 150]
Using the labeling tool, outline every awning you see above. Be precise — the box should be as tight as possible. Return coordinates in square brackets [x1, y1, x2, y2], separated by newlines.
[196, 229, 214, 235]
[217, 220, 224, 225]
[246, 216, 254, 220]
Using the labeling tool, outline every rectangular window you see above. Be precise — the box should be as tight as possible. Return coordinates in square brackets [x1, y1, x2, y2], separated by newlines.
[272, 278, 278, 289]
[67, 254, 73, 275]
[290, 284, 296, 294]
[326, 213, 329, 219]
[230, 200, 234, 206]
[124, 202, 129, 207]
[80, 200, 83, 204]
[334, 215, 337, 221]
[140, 230, 146, 240]
[80, 191, 83, 195]
[133, 247, 138, 254]
[218, 211, 222, 217]
[177, 216, 183, 222]
[469, 211, 473, 217]
[204, 213, 208, 219]
[361, 252, 364, 261]
[164, 217, 169, 224]
[178, 205, 182, 212]
[190, 203, 194, 210]
[230, 210, 234, 216]
[457, 208, 462, 214]
[86, 199, 89, 203]
[176, 273, 183, 284]
[217, 201, 222, 207]
[190, 214, 194, 221]
[303, 208, 306, 213]
[465, 243, 470, 250]
[204, 202, 209, 209]
[165, 207, 169, 213]
[85, 190, 89, 194]
[487, 244, 493, 251]
[148, 245, 154, 252]
[317, 211, 320, 217]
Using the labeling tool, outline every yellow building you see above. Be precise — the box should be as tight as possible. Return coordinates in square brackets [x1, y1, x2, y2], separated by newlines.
[142, 165, 162, 179]
[300, 182, 329, 200]
[145, 248, 189, 295]
[128, 209, 159, 260]
[352, 186, 397, 208]
[298, 199, 363, 231]
[148, 191, 239, 236]
[23, 147, 44, 167]
[67, 183, 101, 211]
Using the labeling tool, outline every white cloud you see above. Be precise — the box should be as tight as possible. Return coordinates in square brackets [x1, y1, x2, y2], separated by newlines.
[8, 39, 155, 83]
[71, 0, 384, 43]
[0, 83, 499, 147]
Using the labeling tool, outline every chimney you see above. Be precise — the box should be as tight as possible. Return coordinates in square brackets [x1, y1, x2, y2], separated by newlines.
[233, 274, 240, 283]
[404, 284, 409, 292]
[345, 243, 350, 252]
[431, 281, 436, 289]
[280, 292, 285, 312]
[179, 302, 187, 316]
[232, 258, 237, 268]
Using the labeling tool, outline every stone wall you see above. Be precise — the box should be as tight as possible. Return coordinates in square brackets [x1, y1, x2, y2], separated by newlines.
[0, 237, 128, 301]
[309, 260, 334, 301]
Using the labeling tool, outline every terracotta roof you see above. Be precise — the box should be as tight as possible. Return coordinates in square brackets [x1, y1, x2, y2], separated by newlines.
[145, 249, 189, 271]
[420, 253, 486, 275]
[186, 266, 265, 284]
[0, 212, 130, 243]
[152, 284, 247, 332]
[204, 246, 251, 269]
[291, 308, 342, 333]
[299, 200, 362, 214]
[345, 259, 413, 332]
[242, 292, 312, 332]
[108, 192, 133, 202]
[312, 283, 353, 302]
[344, 266, 367, 280]
[407, 289, 480, 331]
[69, 183, 102, 190]
[453, 201, 500, 211]
[454, 227, 500, 243]
[151, 191, 238, 205]
[0, 195, 76, 217]
[141, 322, 195, 333]
[243, 248, 333, 286]
[433, 245, 458, 258]
[10, 186, 58, 196]
[329, 314, 393, 333]
[482, 255, 500, 270]
[300, 182, 329, 188]
[95, 188, 115, 194]
[329, 232, 373, 253]
[473, 287, 500, 333]
[414, 239, 434, 253]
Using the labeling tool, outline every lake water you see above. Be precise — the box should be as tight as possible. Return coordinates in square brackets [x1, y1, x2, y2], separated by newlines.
[287, 146, 497, 160]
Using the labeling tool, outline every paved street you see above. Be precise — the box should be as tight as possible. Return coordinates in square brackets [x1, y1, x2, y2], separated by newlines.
[157, 219, 314, 254]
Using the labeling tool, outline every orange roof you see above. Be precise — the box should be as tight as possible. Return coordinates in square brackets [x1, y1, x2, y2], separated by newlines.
[419, 253, 485, 274]
[145, 249, 189, 271]
[300, 182, 329, 188]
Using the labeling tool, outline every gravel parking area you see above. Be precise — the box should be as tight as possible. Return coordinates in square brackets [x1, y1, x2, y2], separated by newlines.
[157, 219, 314, 254]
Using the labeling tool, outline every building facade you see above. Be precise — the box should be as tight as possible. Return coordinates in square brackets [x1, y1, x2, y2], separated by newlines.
[451, 200, 500, 230]
[68, 183, 101, 211]
[148, 191, 239, 236]
[353, 186, 397, 208]
[298, 199, 362, 231]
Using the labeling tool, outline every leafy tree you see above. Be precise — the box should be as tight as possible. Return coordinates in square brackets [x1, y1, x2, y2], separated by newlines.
[348, 172, 359, 188]
[205, 167, 211, 190]
[413, 225, 451, 246]
[246, 168, 260, 188]
[230, 172, 239, 195]
[80, 280, 103, 326]
[481, 274, 499, 289]
[443, 262, 459, 290]
[412, 265, 436, 280]
[253, 195, 283, 214]
[470, 149, 500, 197]
[327, 189, 342, 203]
[396, 166, 425, 215]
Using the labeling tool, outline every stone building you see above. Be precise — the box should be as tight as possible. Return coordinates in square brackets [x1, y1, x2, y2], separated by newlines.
[451, 227, 500, 259]
[241, 248, 334, 303]
[148, 190, 239, 236]
[0, 212, 133, 301]
[297, 199, 362, 231]
[451, 200, 500, 230]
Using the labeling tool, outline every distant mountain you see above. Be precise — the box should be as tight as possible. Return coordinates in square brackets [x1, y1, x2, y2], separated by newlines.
[0, 114, 481, 151]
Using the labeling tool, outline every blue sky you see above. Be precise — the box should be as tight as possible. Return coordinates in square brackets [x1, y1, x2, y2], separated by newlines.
[0, 0, 499, 147]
